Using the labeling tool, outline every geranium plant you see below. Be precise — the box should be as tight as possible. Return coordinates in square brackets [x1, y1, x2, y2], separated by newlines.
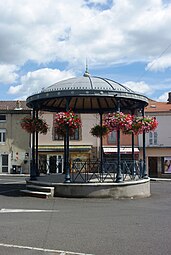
[90, 124, 109, 137]
[104, 112, 158, 135]
[20, 117, 49, 134]
[104, 112, 133, 132]
[54, 110, 82, 136]
[130, 116, 158, 135]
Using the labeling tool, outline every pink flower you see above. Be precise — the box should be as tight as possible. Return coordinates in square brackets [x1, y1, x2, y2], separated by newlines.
[54, 110, 82, 136]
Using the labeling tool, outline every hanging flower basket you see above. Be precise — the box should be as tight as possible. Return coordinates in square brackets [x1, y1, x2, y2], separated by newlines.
[131, 116, 158, 135]
[20, 117, 49, 134]
[90, 125, 109, 137]
[54, 110, 82, 136]
[104, 112, 158, 135]
[104, 112, 133, 132]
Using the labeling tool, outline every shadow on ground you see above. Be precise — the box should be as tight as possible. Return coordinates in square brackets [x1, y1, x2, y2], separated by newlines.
[0, 183, 26, 197]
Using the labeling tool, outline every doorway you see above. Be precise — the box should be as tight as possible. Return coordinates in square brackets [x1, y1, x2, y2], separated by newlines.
[148, 157, 158, 177]
[49, 155, 63, 174]
[1, 154, 8, 173]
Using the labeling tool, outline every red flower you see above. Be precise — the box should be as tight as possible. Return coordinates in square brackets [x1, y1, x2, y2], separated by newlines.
[54, 110, 82, 136]
[104, 112, 158, 135]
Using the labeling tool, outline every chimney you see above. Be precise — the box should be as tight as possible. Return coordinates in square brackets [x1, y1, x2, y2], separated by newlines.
[167, 92, 171, 104]
[15, 100, 22, 110]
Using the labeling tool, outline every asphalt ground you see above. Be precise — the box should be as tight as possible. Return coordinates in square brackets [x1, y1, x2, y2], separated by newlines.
[0, 176, 171, 255]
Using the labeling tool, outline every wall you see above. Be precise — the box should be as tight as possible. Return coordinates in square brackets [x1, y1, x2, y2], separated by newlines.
[0, 111, 31, 174]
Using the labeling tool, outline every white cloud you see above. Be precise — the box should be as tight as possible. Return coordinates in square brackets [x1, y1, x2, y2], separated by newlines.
[85, 0, 109, 4]
[0, 0, 171, 101]
[0, 64, 18, 84]
[8, 84, 23, 95]
[146, 54, 171, 71]
[155, 91, 169, 102]
[8, 68, 75, 99]
[123, 81, 152, 95]
[0, 0, 171, 69]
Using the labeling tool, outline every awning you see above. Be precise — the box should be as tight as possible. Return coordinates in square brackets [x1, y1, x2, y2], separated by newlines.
[38, 145, 92, 152]
[103, 147, 139, 154]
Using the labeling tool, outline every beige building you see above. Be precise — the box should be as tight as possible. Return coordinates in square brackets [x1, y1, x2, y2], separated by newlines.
[0, 101, 31, 174]
[38, 112, 101, 173]
[139, 93, 171, 178]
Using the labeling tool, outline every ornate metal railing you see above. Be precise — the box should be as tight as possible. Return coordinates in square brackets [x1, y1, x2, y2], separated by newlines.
[38, 158, 145, 183]
[70, 159, 144, 183]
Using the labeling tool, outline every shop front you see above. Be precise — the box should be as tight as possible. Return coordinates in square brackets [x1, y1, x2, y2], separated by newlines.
[38, 145, 92, 175]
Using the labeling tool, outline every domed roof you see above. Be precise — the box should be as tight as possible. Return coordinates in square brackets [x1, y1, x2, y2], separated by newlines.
[26, 72, 148, 113]
[43, 76, 133, 94]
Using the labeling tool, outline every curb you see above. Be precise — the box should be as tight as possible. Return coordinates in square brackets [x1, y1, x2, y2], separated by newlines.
[150, 178, 171, 182]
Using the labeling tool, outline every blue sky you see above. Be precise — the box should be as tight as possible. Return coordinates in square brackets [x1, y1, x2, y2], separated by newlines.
[0, 0, 171, 102]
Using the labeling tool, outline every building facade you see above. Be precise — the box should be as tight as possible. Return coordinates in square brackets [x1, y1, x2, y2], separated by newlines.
[0, 101, 31, 174]
[2, 94, 171, 178]
[38, 112, 100, 174]
[139, 93, 171, 178]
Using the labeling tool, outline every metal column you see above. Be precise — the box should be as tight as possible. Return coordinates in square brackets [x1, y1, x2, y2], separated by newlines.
[116, 100, 123, 183]
[100, 112, 103, 180]
[35, 110, 39, 176]
[64, 98, 71, 183]
[30, 109, 36, 180]
[142, 108, 148, 178]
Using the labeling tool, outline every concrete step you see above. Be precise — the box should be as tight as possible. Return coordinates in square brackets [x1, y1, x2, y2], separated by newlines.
[26, 185, 54, 196]
[20, 189, 52, 199]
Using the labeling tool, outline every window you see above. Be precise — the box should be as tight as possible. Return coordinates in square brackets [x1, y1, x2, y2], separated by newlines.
[149, 132, 153, 145]
[70, 128, 79, 140]
[53, 127, 80, 141]
[108, 131, 116, 144]
[163, 157, 171, 173]
[0, 129, 6, 143]
[0, 115, 6, 122]
[53, 127, 63, 141]
[154, 132, 158, 145]
[149, 131, 158, 145]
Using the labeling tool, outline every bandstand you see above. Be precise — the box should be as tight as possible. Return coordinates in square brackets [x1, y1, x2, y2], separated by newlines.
[25, 69, 150, 198]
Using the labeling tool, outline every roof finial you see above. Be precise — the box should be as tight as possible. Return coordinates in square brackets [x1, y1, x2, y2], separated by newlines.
[83, 58, 90, 77]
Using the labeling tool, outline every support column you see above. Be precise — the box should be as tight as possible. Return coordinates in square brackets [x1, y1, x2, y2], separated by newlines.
[35, 110, 39, 176]
[131, 110, 136, 178]
[100, 112, 103, 180]
[30, 109, 36, 180]
[63, 135, 67, 174]
[142, 108, 148, 178]
[116, 100, 123, 183]
[64, 98, 71, 183]
[132, 132, 136, 177]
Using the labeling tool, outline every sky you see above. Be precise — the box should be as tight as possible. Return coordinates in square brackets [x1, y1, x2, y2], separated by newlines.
[0, 0, 171, 102]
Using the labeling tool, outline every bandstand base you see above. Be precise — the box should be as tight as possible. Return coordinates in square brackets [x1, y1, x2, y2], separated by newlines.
[26, 175, 150, 199]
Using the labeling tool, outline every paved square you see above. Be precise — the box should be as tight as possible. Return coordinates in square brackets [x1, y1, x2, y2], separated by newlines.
[0, 176, 171, 255]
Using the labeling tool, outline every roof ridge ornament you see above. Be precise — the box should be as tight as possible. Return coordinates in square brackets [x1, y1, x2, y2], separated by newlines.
[83, 60, 90, 77]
